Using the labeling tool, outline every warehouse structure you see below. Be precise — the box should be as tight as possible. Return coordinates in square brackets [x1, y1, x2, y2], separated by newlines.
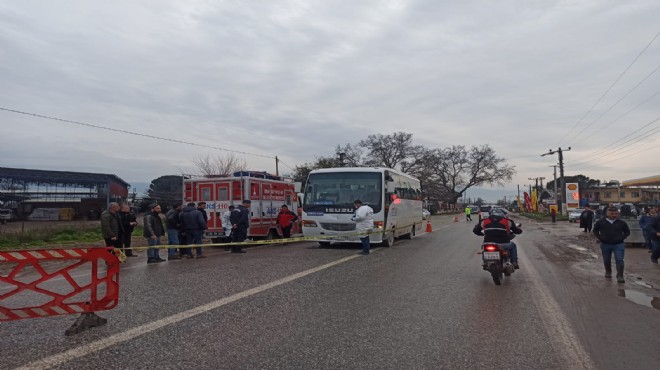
[0, 167, 130, 220]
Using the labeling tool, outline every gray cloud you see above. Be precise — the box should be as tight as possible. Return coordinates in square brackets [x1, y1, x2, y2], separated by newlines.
[1, 0, 659, 191]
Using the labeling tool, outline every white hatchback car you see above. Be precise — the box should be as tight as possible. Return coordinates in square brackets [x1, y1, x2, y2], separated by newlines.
[568, 209, 583, 223]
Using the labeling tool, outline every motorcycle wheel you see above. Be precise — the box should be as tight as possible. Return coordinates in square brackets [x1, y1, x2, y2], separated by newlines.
[489, 264, 502, 285]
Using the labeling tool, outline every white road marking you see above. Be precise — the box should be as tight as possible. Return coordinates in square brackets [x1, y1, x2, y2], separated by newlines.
[518, 242, 596, 369]
[15, 252, 364, 370]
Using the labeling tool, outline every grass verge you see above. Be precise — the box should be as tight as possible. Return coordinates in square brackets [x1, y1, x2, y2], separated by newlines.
[0, 226, 144, 250]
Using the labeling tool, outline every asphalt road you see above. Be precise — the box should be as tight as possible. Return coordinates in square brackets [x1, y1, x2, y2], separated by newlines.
[2, 214, 659, 369]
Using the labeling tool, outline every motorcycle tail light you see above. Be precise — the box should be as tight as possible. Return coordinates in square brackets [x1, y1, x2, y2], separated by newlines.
[484, 245, 498, 252]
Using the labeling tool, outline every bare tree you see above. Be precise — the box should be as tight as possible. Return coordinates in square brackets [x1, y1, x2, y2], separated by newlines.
[334, 143, 364, 167]
[192, 153, 247, 177]
[434, 145, 516, 204]
[360, 132, 415, 169]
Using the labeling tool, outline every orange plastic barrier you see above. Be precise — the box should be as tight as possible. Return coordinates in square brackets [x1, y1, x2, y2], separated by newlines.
[0, 248, 119, 321]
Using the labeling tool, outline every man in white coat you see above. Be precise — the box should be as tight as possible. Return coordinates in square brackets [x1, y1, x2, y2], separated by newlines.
[352, 199, 374, 255]
[221, 205, 234, 237]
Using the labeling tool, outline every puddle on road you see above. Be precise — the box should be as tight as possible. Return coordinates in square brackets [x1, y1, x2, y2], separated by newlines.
[618, 289, 660, 310]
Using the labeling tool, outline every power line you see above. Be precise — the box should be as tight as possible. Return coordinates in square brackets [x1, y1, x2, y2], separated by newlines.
[567, 62, 660, 146]
[558, 88, 660, 165]
[557, 30, 660, 145]
[569, 115, 660, 167]
[0, 107, 274, 159]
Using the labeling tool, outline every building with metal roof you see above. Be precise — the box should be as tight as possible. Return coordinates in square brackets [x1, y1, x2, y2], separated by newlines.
[0, 167, 131, 220]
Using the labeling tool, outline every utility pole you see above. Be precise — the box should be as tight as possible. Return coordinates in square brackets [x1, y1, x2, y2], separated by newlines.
[541, 147, 571, 214]
[275, 156, 279, 176]
[549, 165, 558, 203]
[528, 177, 546, 191]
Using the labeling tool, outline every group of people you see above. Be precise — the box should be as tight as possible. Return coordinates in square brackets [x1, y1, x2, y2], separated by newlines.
[100, 199, 304, 264]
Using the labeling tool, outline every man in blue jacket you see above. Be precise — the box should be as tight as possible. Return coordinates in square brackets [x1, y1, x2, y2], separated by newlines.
[593, 207, 631, 283]
[180, 202, 208, 258]
[229, 200, 251, 253]
[646, 208, 660, 264]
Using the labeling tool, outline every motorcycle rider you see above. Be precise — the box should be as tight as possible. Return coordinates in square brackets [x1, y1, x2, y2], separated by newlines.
[473, 208, 523, 269]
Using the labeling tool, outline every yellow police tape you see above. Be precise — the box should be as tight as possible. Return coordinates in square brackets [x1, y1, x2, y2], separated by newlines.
[123, 221, 429, 252]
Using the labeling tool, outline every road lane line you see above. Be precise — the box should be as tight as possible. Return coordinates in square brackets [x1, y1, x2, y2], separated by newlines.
[15, 252, 363, 370]
[518, 242, 596, 369]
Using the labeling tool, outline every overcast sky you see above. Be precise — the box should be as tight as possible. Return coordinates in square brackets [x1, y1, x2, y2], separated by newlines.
[2, 0, 659, 197]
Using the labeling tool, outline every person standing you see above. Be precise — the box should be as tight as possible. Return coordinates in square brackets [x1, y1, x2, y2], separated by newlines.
[352, 199, 374, 255]
[180, 202, 207, 258]
[464, 206, 472, 221]
[579, 206, 594, 232]
[230, 200, 251, 253]
[221, 205, 234, 238]
[197, 202, 209, 225]
[550, 207, 557, 223]
[118, 204, 138, 257]
[165, 204, 183, 260]
[639, 208, 654, 253]
[593, 207, 631, 283]
[100, 202, 121, 248]
[277, 205, 298, 239]
[143, 204, 166, 264]
[646, 208, 660, 264]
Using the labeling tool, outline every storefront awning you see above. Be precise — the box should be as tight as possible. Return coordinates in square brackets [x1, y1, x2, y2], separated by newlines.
[622, 175, 660, 187]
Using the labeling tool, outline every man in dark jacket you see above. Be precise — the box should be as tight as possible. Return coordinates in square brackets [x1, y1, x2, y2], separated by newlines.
[165, 204, 182, 260]
[180, 202, 207, 258]
[229, 200, 251, 253]
[593, 207, 631, 283]
[639, 208, 654, 252]
[144, 204, 166, 264]
[473, 208, 523, 268]
[118, 204, 137, 257]
[579, 206, 594, 232]
[646, 209, 660, 264]
[100, 202, 121, 248]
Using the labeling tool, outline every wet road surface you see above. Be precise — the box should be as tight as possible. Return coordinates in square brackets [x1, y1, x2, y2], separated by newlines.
[2, 214, 659, 369]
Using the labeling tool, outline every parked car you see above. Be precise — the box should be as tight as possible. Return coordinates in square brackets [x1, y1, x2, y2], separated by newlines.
[0, 208, 17, 224]
[422, 209, 431, 220]
[568, 208, 583, 223]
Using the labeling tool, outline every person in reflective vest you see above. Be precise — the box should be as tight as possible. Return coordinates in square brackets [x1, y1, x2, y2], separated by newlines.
[473, 208, 523, 268]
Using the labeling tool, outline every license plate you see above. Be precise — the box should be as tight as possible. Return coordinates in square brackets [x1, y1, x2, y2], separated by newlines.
[483, 252, 500, 260]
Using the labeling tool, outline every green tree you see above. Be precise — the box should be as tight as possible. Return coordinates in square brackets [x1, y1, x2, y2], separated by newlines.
[141, 175, 183, 212]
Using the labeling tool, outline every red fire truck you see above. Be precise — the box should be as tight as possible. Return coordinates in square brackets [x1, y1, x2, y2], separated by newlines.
[183, 171, 300, 242]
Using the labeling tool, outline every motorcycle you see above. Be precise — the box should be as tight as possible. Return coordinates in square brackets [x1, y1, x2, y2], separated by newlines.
[480, 223, 522, 286]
